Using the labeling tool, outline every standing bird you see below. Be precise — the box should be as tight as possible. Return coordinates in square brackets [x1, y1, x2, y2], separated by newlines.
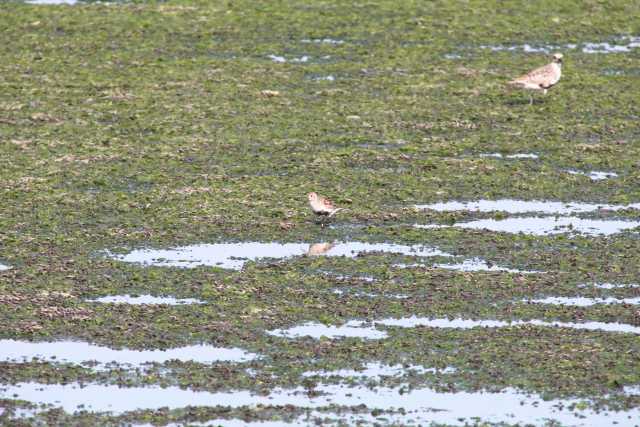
[307, 192, 346, 224]
[508, 53, 563, 104]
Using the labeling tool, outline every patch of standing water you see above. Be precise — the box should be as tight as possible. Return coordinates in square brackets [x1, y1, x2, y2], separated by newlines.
[270, 316, 640, 340]
[526, 296, 640, 307]
[421, 216, 640, 236]
[375, 316, 640, 334]
[479, 153, 539, 159]
[26, 0, 78, 4]
[87, 295, 204, 305]
[394, 258, 540, 274]
[267, 54, 310, 63]
[2, 382, 639, 426]
[479, 43, 564, 53]
[301, 38, 345, 45]
[268, 321, 388, 340]
[579, 283, 639, 289]
[566, 169, 619, 181]
[302, 362, 456, 379]
[332, 289, 408, 299]
[432, 258, 541, 273]
[328, 273, 376, 283]
[478, 36, 640, 54]
[146, 420, 311, 427]
[0, 340, 257, 369]
[583, 37, 640, 53]
[416, 199, 640, 214]
[109, 242, 451, 270]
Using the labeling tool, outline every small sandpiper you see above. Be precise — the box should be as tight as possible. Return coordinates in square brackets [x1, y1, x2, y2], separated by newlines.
[307, 192, 346, 224]
[508, 53, 563, 104]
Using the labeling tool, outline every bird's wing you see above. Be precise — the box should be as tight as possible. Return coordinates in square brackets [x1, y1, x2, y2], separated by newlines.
[321, 197, 336, 210]
[511, 63, 555, 86]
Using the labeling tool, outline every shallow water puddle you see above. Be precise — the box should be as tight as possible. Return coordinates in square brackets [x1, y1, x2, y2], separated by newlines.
[312, 75, 336, 81]
[144, 420, 311, 427]
[267, 54, 311, 63]
[479, 153, 539, 159]
[374, 317, 640, 334]
[527, 296, 640, 307]
[2, 382, 638, 426]
[566, 169, 618, 181]
[301, 38, 345, 45]
[328, 273, 376, 283]
[0, 340, 257, 369]
[395, 258, 539, 274]
[302, 362, 456, 379]
[87, 295, 204, 305]
[26, 0, 78, 4]
[270, 316, 640, 340]
[420, 216, 640, 236]
[109, 242, 451, 270]
[579, 283, 639, 289]
[432, 258, 540, 273]
[582, 37, 640, 53]
[333, 289, 408, 300]
[416, 199, 640, 214]
[478, 36, 640, 54]
[268, 321, 388, 339]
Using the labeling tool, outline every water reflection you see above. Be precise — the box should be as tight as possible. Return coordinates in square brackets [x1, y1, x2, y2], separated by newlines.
[2, 381, 638, 426]
[109, 241, 451, 270]
[0, 340, 257, 369]
[87, 295, 204, 305]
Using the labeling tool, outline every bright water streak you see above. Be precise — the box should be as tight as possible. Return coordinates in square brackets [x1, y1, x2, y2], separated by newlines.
[527, 296, 640, 307]
[479, 153, 539, 159]
[110, 242, 451, 270]
[268, 321, 388, 340]
[0, 340, 257, 368]
[375, 317, 640, 334]
[302, 362, 456, 378]
[27, 0, 78, 4]
[416, 199, 640, 214]
[270, 317, 640, 340]
[1, 382, 638, 426]
[88, 295, 204, 305]
[436, 216, 640, 236]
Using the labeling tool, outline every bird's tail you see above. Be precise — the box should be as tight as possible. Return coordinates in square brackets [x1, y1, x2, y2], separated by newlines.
[328, 208, 350, 217]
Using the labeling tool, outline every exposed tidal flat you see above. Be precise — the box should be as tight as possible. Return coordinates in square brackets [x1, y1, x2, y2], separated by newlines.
[1, 0, 640, 426]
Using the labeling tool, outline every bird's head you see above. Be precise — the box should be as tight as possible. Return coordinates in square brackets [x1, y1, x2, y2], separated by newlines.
[552, 53, 563, 64]
[307, 192, 318, 202]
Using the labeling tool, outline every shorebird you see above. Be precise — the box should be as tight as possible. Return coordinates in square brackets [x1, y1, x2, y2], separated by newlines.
[307, 192, 346, 224]
[508, 53, 563, 104]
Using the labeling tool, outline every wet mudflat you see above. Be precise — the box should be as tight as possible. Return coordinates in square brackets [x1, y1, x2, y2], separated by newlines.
[2, 0, 640, 426]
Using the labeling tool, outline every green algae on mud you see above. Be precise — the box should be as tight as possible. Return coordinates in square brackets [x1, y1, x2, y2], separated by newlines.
[1, 0, 640, 425]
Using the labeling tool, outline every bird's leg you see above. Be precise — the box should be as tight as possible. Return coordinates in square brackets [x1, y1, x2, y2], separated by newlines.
[529, 94, 533, 105]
